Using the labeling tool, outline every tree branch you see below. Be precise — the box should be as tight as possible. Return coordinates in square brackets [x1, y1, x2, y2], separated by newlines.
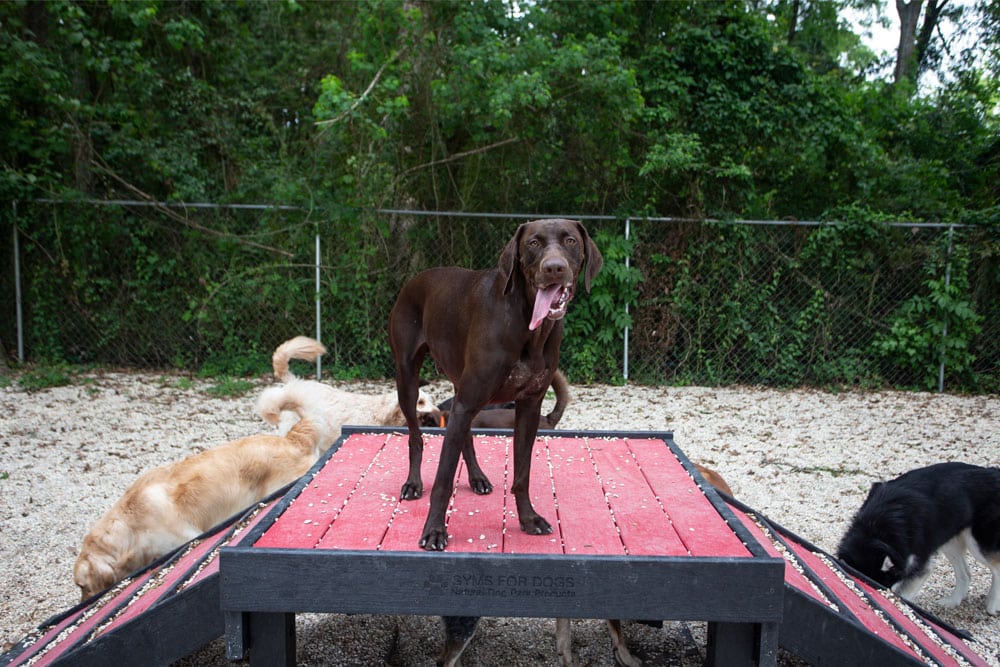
[314, 50, 402, 127]
[392, 137, 522, 185]
[91, 157, 294, 257]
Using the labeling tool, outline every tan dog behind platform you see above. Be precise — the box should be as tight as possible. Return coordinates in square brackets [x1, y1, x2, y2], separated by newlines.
[441, 463, 735, 666]
[437, 369, 570, 430]
[73, 390, 337, 601]
[556, 463, 733, 667]
[551, 463, 735, 667]
[265, 336, 440, 443]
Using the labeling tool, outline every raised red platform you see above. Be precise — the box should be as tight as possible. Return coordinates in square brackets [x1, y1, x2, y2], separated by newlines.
[220, 428, 785, 667]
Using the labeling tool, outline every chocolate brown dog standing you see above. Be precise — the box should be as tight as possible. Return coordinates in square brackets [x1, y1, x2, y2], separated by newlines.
[389, 218, 602, 550]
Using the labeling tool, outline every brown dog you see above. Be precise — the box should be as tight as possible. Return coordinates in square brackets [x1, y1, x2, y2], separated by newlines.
[389, 219, 602, 550]
[438, 369, 570, 430]
[73, 390, 337, 601]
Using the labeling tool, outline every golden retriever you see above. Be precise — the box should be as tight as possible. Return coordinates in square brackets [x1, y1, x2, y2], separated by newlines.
[263, 336, 440, 442]
[73, 392, 337, 601]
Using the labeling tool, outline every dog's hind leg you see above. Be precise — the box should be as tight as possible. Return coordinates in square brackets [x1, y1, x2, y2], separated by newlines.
[607, 619, 642, 667]
[555, 618, 574, 666]
[461, 430, 492, 495]
[437, 616, 480, 667]
[939, 531, 972, 608]
[985, 563, 1000, 615]
[965, 526, 1000, 614]
[392, 348, 428, 500]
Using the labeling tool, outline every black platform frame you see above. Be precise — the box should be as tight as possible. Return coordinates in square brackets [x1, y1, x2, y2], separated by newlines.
[220, 427, 786, 667]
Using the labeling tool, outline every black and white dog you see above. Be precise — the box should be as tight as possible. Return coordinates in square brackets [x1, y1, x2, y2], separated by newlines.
[837, 462, 1000, 614]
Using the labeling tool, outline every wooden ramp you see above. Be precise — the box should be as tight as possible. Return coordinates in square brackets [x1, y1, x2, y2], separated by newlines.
[726, 496, 991, 667]
[1, 428, 994, 667]
[0, 491, 282, 667]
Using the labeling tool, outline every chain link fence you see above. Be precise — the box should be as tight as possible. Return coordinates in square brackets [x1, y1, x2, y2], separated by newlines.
[3, 200, 998, 392]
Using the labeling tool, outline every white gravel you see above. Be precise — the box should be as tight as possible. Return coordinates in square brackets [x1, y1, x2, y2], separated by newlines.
[1, 372, 998, 666]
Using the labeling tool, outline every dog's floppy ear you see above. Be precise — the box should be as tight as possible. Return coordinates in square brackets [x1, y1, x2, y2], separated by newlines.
[576, 221, 603, 293]
[499, 223, 525, 295]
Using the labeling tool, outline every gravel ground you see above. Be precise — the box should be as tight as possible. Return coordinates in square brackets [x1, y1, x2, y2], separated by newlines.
[1, 371, 998, 666]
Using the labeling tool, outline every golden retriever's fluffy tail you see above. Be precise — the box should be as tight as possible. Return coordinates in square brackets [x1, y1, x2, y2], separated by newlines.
[255, 381, 339, 451]
[256, 380, 324, 426]
[256, 380, 340, 451]
[272, 336, 327, 382]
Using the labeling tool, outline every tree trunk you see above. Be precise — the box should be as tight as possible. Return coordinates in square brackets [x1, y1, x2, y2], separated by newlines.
[915, 0, 947, 75]
[787, 0, 800, 44]
[894, 0, 923, 84]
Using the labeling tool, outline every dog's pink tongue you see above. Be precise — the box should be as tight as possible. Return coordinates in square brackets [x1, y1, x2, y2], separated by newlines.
[530, 285, 562, 331]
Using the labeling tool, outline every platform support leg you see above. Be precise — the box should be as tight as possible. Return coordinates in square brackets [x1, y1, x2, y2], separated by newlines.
[706, 622, 777, 667]
[225, 611, 249, 660]
[247, 612, 296, 667]
[758, 621, 779, 665]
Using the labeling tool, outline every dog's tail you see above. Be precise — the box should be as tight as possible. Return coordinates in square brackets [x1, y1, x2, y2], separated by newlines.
[255, 381, 339, 452]
[271, 336, 327, 382]
[544, 369, 570, 428]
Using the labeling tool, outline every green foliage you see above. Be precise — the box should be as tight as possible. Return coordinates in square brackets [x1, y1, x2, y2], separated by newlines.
[562, 225, 641, 384]
[874, 234, 984, 389]
[17, 364, 74, 391]
[1, 0, 998, 390]
[203, 377, 256, 398]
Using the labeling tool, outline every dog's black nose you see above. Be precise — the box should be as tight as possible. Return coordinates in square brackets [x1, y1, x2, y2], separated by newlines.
[541, 257, 568, 281]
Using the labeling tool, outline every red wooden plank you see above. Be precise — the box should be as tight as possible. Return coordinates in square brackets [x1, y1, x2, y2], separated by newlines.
[547, 436, 625, 555]
[4, 605, 92, 667]
[501, 437, 563, 554]
[443, 435, 508, 553]
[586, 437, 689, 556]
[315, 435, 409, 550]
[629, 439, 749, 558]
[724, 502, 833, 607]
[781, 537, 923, 660]
[179, 496, 283, 589]
[255, 433, 392, 548]
[370, 433, 440, 552]
[926, 618, 994, 667]
[29, 574, 154, 667]
[855, 577, 987, 667]
[92, 525, 229, 636]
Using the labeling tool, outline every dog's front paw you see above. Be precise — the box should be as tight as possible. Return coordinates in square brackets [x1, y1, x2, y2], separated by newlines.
[939, 594, 963, 608]
[520, 514, 553, 535]
[468, 474, 493, 495]
[420, 526, 450, 551]
[400, 480, 423, 500]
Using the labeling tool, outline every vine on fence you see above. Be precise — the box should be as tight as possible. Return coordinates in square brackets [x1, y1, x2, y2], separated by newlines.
[874, 236, 983, 390]
[4, 203, 998, 392]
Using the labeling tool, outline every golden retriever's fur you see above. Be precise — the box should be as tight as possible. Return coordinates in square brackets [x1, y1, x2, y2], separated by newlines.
[73, 394, 337, 601]
[263, 336, 440, 443]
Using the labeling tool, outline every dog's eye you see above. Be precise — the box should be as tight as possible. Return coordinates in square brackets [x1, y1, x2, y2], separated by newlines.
[527, 238, 541, 248]
[564, 236, 578, 246]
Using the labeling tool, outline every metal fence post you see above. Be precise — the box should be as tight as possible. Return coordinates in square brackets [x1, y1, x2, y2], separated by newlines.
[13, 201, 24, 363]
[623, 218, 631, 382]
[315, 232, 322, 380]
[938, 224, 955, 392]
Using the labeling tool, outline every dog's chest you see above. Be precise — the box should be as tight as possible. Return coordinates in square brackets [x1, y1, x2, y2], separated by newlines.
[498, 363, 551, 400]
